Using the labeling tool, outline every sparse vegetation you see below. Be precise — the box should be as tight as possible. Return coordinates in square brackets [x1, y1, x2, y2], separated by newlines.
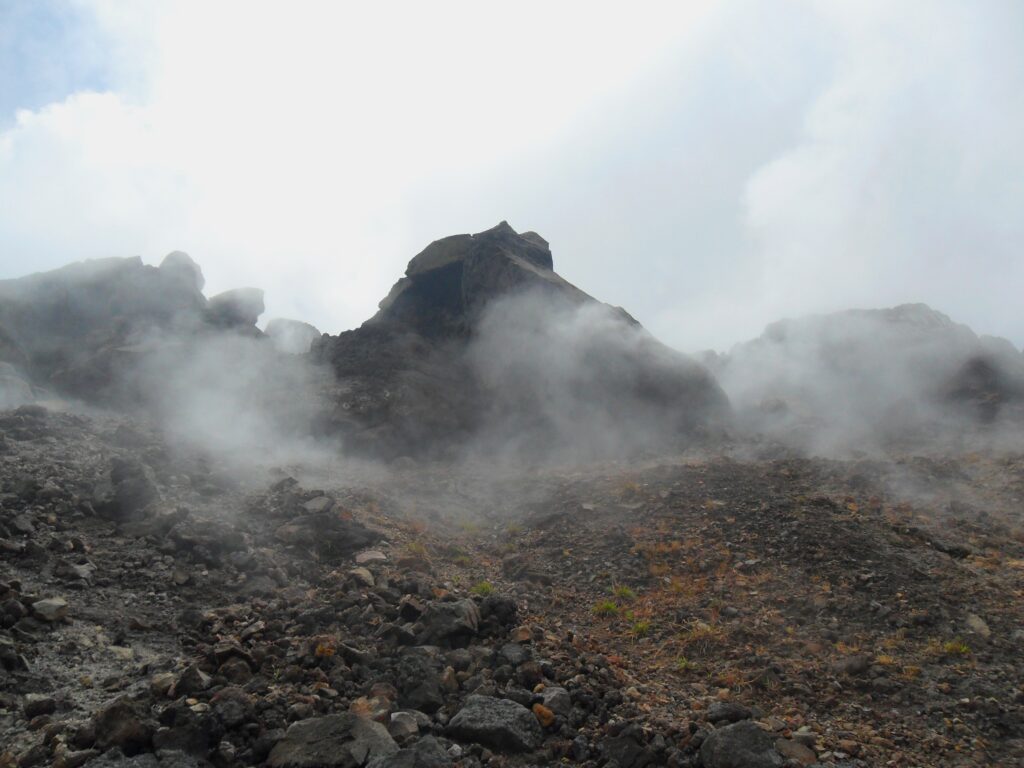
[612, 584, 636, 601]
[674, 656, 695, 672]
[925, 637, 972, 659]
[470, 580, 494, 596]
[630, 620, 651, 638]
[593, 600, 619, 617]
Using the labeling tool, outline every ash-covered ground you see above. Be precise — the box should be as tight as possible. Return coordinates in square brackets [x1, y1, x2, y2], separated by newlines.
[1, 224, 1023, 768]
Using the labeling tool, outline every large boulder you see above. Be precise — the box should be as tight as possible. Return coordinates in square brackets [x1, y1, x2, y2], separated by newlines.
[446, 695, 543, 752]
[313, 222, 729, 458]
[267, 714, 399, 767]
[699, 721, 783, 768]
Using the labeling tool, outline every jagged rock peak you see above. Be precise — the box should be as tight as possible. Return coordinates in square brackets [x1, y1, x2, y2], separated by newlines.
[406, 221, 553, 276]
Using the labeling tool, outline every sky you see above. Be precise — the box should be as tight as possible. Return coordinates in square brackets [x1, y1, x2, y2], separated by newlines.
[1, 0, 1022, 352]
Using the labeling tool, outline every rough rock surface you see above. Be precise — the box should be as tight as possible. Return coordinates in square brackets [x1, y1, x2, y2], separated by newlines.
[446, 695, 543, 752]
[699, 721, 783, 768]
[312, 222, 729, 458]
[266, 714, 398, 767]
[1, 406, 1023, 767]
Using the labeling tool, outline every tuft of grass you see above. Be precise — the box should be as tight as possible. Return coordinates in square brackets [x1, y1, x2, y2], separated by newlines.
[943, 638, 971, 657]
[470, 581, 495, 597]
[926, 637, 972, 658]
[630, 620, 652, 638]
[612, 585, 636, 601]
[901, 665, 922, 680]
[593, 600, 619, 617]
[674, 656, 695, 672]
[875, 654, 897, 666]
[680, 621, 726, 657]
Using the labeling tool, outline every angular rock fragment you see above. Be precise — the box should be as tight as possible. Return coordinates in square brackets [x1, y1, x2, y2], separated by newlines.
[699, 721, 783, 768]
[446, 694, 542, 752]
[267, 713, 399, 767]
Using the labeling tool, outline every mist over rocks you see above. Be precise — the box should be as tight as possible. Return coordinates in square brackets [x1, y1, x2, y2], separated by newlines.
[0, 253, 264, 404]
[313, 221, 730, 459]
[705, 302, 1024, 453]
[265, 319, 322, 355]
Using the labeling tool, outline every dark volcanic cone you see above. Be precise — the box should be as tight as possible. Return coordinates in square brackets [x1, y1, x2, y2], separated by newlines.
[312, 221, 730, 459]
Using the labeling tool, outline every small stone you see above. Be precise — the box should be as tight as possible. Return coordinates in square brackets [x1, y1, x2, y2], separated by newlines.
[838, 739, 861, 756]
[175, 664, 212, 695]
[707, 701, 752, 725]
[349, 567, 375, 588]
[302, 496, 334, 514]
[107, 646, 134, 661]
[350, 695, 391, 723]
[355, 550, 387, 565]
[23, 694, 56, 719]
[150, 673, 175, 697]
[966, 613, 991, 639]
[776, 738, 816, 765]
[388, 711, 420, 743]
[440, 666, 459, 692]
[541, 686, 571, 717]
[510, 626, 532, 643]
[833, 655, 871, 676]
[532, 703, 555, 728]
[32, 597, 68, 623]
[93, 696, 154, 753]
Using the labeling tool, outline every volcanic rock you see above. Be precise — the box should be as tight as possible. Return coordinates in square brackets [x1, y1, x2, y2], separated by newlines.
[266, 713, 399, 767]
[699, 721, 783, 768]
[31, 596, 68, 622]
[446, 694, 543, 752]
[416, 599, 480, 646]
[366, 736, 453, 768]
[312, 221, 728, 458]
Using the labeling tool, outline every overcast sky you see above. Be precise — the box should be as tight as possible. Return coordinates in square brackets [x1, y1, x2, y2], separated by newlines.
[1, 0, 1021, 352]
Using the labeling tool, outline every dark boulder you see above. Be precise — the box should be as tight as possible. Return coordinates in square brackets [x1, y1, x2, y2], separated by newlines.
[94, 458, 160, 522]
[366, 736, 452, 768]
[699, 720, 783, 768]
[266, 713, 399, 767]
[446, 694, 542, 752]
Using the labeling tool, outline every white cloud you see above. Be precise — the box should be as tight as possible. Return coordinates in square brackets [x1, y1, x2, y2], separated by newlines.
[1, 0, 1022, 352]
[1, 0, 716, 331]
